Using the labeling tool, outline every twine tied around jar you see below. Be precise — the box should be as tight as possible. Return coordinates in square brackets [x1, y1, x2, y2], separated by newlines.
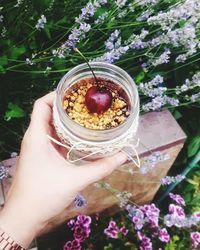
[47, 105, 140, 168]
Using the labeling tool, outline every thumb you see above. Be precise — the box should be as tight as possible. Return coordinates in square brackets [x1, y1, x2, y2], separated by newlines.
[77, 152, 127, 189]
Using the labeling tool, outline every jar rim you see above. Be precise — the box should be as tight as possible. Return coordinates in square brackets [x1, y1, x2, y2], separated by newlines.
[55, 62, 139, 142]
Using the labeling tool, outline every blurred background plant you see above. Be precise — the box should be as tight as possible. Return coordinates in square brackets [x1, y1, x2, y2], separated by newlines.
[0, 0, 199, 249]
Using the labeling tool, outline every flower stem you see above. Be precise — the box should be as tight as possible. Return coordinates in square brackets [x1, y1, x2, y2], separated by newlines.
[73, 48, 99, 86]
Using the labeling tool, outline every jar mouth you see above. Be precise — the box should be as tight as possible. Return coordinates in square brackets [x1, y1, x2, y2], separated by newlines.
[55, 62, 139, 142]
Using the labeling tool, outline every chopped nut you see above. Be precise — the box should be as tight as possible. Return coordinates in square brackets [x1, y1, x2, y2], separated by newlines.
[63, 100, 68, 109]
[71, 96, 76, 101]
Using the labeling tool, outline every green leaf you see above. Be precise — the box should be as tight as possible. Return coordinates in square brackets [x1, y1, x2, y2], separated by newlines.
[107, 18, 117, 28]
[95, 7, 107, 17]
[4, 102, 26, 121]
[0, 56, 8, 73]
[33, 0, 52, 8]
[135, 70, 145, 84]
[186, 178, 198, 185]
[53, 58, 66, 70]
[187, 136, 200, 157]
[9, 46, 26, 60]
[44, 26, 51, 39]
[104, 243, 113, 250]
[0, 65, 6, 74]
[178, 19, 187, 28]
[174, 110, 182, 120]
[56, 16, 67, 25]
[165, 235, 180, 250]
[0, 56, 8, 66]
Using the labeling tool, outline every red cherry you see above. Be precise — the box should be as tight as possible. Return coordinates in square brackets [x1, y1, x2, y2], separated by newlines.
[85, 86, 112, 114]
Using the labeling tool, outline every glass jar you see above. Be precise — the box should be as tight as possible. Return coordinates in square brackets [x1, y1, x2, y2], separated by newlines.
[53, 62, 139, 160]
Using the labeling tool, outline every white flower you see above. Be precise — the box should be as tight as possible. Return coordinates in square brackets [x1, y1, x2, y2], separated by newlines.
[35, 15, 47, 30]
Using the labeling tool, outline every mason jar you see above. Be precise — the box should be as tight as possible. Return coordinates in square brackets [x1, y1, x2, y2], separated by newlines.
[53, 62, 139, 161]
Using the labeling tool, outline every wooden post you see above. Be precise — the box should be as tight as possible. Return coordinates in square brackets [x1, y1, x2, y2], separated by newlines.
[0, 110, 186, 234]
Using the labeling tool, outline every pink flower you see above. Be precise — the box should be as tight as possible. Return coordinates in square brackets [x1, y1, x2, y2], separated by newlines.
[191, 232, 200, 250]
[63, 239, 81, 250]
[169, 204, 185, 217]
[158, 228, 170, 242]
[67, 219, 75, 229]
[140, 204, 160, 228]
[192, 212, 200, 222]
[137, 232, 152, 250]
[64, 214, 92, 249]
[169, 193, 186, 206]
[119, 226, 129, 236]
[132, 209, 145, 230]
[104, 220, 128, 239]
[73, 225, 88, 242]
[104, 220, 119, 239]
[76, 214, 92, 227]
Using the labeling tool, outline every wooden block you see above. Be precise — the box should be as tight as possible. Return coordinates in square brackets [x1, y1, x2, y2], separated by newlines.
[0, 110, 186, 234]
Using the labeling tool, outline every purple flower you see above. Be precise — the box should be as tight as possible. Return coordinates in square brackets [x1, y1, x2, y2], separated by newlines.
[71, 215, 92, 242]
[64, 214, 92, 249]
[35, 15, 47, 30]
[169, 193, 186, 206]
[152, 50, 171, 66]
[53, 0, 108, 57]
[169, 204, 185, 217]
[81, 2, 95, 18]
[63, 239, 81, 250]
[105, 30, 120, 50]
[175, 175, 185, 182]
[76, 214, 91, 227]
[93, 29, 129, 63]
[140, 151, 170, 174]
[137, 232, 153, 250]
[115, 0, 128, 8]
[116, 191, 132, 208]
[94, 12, 109, 24]
[79, 23, 91, 32]
[161, 176, 175, 185]
[161, 174, 185, 185]
[132, 209, 145, 230]
[158, 228, 170, 242]
[119, 226, 129, 236]
[191, 232, 200, 250]
[104, 220, 128, 239]
[127, 204, 160, 230]
[104, 221, 119, 239]
[67, 219, 75, 229]
[142, 96, 165, 111]
[74, 194, 87, 208]
[93, 45, 129, 63]
[192, 212, 200, 222]
[140, 204, 160, 228]
[164, 204, 186, 228]
[73, 225, 88, 242]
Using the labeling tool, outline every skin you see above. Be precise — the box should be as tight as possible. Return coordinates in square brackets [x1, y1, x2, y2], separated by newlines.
[0, 92, 127, 248]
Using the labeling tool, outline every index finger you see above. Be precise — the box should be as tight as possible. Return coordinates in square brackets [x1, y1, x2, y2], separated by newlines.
[30, 91, 56, 132]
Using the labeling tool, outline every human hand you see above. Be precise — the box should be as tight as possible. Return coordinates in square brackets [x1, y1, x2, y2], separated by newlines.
[0, 92, 127, 248]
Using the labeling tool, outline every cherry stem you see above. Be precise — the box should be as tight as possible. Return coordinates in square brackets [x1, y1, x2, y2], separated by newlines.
[74, 48, 99, 87]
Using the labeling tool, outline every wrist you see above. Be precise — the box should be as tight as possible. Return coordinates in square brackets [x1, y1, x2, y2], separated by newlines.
[0, 199, 46, 248]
